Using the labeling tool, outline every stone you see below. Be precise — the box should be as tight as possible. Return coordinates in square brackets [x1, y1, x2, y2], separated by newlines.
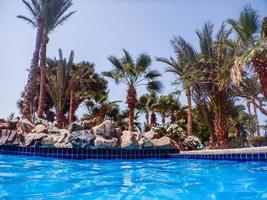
[94, 136, 118, 147]
[80, 120, 91, 130]
[115, 128, 122, 138]
[18, 119, 35, 133]
[92, 120, 116, 139]
[33, 133, 48, 140]
[143, 130, 161, 140]
[35, 124, 48, 133]
[151, 136, 179, 149]
[48, 126, 60, 134]
[68, 130, 95, 148]
[68, 122, 83, 133]
[0, 129, 19, 145]
[120, 131, 139, 148]
[57, 132, 68, 143]
[41, 136, 56, 147]
[138, 137, 154, 148]
[7, 118, 19, 130]
[54, 142, 72, 148]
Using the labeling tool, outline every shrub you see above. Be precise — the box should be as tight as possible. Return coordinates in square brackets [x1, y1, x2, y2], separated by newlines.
[152, 120, 201, 150]
[249, 136, 267, 147]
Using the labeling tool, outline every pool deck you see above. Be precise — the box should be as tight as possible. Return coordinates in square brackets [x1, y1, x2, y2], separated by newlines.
[181, 146, 267, 155]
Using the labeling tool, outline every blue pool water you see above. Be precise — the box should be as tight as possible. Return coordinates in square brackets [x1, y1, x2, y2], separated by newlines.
[0, 155, 266, 199]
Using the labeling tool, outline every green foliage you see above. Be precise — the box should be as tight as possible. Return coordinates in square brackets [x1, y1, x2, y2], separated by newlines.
[249, 136, 267, 147]
[152, 120, 201, 150]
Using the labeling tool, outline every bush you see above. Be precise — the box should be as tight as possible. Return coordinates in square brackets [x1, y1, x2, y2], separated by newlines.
[249, 136, 267, 147]
[152, 120, 201, 150]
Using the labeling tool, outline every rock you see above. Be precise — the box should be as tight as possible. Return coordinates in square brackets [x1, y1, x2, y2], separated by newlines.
[80, 120, 91, 130]
[0, 122, 8, 130]
[92, 120, 116, 139]
[115, 128, 122, 138]
[24, 134, 35, 146]
[138, 137, 154, 148]
[35, 124, 48, 133]
[68, 130, 95, 148]
[7, 118, 19, 130]
[68, 122, 83, 133]
[94, 136, 118, 147]
[120, 131, 139, 148]
[151, 136, 179, 149]
[18, 119, 35, 133]
[54, 142, 72, 148]
[48, 126, 60, 134]
[57, 132, 68, 143]
[0, 129, 19, 145]
[33, 133, 48, 140]
[143, 130, 161, 140]
[41, 136, 56, 147]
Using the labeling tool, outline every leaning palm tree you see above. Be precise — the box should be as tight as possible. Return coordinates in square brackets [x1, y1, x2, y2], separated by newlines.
[157, 36, 197, 135]
[103, 49, 162, 131]
[227, 5, 267, 100]
[18, 0, 48, 120]
[37, 0, 75, 118]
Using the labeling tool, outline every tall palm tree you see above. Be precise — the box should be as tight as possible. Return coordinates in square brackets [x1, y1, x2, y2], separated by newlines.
[157, 36, 197, 135]
[103, 49, 162, 131]
[18, 0, 48, 120]
[186, 23, 235, 149]
[227, 5, 267, 100]
[37, 0, 75, 118]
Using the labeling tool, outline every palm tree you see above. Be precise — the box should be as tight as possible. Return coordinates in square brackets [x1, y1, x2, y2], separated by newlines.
[166, 94, 181, 124]
[155, 95, 169, 124]
[157, 36, 197, 135]
[103, 49, 162, 131]
[227, 5, 267, 100]
[18, 0, 48, 120]
[186, 23, 235, 149]
[37, 0, 75, 118]
[138, 94, 150, 125]
[45, 49, 74, 128]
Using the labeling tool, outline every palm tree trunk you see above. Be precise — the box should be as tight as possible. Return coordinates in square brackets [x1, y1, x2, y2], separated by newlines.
[128, 108, 135, 132]
[57, 110, 64, 129]
[127, 86, 137, 132]
[214, 113, 229, 149]
[170, 111, 176, 124]
[68, 84, 75, 124]
[150, 112, 157, 127]
[252, 101, 260, 136]
[252, 55, 267, 100]
[37, 34, 49, 118]
[185, 88, 193, 135]
[23, 14, 45, 121]
[145, 111, 149, 125]
[161, 112, 166, 124]
[246, 101, 254, 137]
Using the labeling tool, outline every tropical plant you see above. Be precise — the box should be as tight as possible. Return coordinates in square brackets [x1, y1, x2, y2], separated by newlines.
[227, 5, 267, 100]
[157, 36, 197, 135]
[103, 49, 162, 131]
[18, 0, 47, 120]
[37, 0, 75, 118]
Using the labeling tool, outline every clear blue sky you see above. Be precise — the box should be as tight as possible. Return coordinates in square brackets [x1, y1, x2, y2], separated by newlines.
[0, 0, 266, 124]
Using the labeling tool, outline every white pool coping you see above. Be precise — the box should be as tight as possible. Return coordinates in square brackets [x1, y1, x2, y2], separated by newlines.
[180, 146, 267, 155]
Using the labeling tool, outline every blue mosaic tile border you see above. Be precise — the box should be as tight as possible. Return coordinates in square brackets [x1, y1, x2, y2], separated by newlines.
[168, 153, 267, 162]
[0, 145, 179, 159]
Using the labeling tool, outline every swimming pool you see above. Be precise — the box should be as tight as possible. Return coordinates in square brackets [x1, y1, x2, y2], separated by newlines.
[0, 155, 266, 199]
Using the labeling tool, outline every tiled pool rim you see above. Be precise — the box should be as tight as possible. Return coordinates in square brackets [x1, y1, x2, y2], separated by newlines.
[0, 145, 266, 161]
[0, 145, 179, 159]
